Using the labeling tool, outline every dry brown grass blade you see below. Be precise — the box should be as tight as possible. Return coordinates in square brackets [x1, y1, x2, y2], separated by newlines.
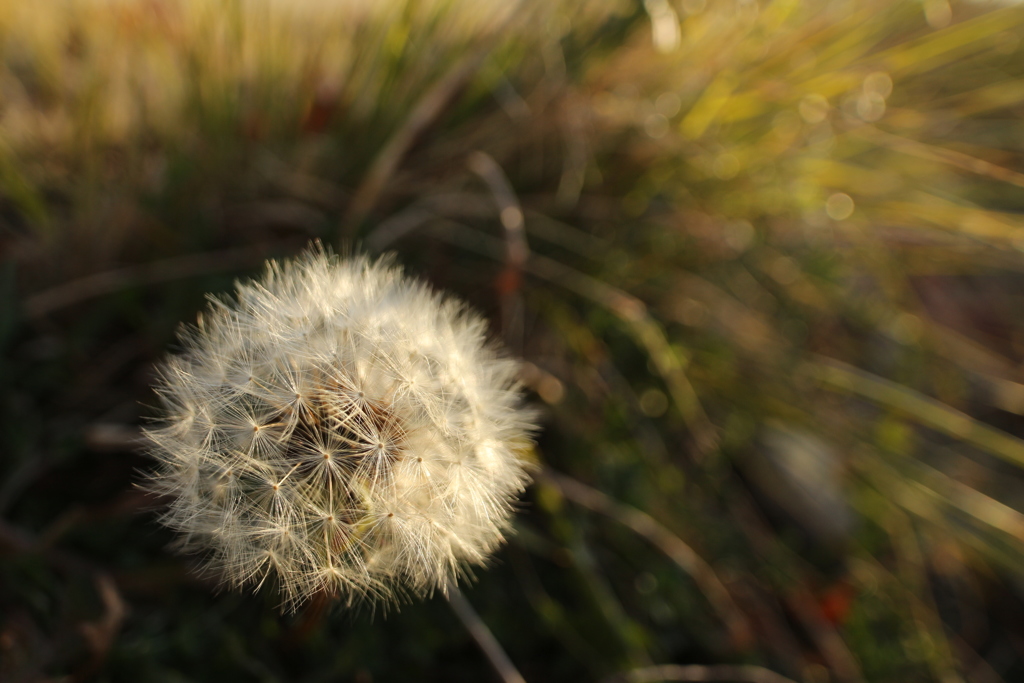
[339, 48, 492, 237]
[875, 6, 1023, 76]
[424, 221, 718, 456]
[22, 243, 283, 319]
[604, 663, 800, 683]
[78, 573, 128, 680]
[467, 151, 529, 274]
[810, 356, 1024, 470]
[846, 529, 1007, 683]
[539, 468, 753, 650]
[467, 151, 529, 349]
[854, 125, 1024, 190]
[854, 449, 1024, 549]
[883, 505, 965, 683]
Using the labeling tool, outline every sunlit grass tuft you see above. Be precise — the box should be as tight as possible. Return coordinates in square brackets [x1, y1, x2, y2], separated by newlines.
[5, 0, 1024, 681]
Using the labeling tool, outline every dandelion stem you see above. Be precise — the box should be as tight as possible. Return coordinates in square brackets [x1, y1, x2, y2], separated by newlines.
[446, 582, 527, 683]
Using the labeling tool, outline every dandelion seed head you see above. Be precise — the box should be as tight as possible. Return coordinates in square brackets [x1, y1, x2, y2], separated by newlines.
[146, 248, 535, 610]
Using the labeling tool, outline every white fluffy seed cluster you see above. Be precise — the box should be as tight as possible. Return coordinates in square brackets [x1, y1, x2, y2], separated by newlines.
[146, 249, 534, 609]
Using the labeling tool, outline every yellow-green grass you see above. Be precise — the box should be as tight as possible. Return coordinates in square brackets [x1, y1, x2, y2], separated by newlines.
[4, 1, 1024, 681]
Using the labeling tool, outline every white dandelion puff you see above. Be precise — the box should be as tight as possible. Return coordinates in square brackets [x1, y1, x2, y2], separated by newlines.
[145, 247, 536, 610]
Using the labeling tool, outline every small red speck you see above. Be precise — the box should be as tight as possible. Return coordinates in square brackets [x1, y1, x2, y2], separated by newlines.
[496, 266, 522, 296]
[300, 84, 339, 134]
[819, 581, 856, 626]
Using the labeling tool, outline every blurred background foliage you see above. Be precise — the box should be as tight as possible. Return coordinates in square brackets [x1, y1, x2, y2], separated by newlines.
[4, 0, 1024, 681]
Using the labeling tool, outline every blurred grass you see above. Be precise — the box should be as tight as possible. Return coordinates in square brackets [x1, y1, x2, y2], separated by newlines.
[4, 0, 1024, 681]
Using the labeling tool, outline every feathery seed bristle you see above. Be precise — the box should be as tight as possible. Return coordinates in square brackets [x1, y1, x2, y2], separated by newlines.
[145, 247, 535, 610]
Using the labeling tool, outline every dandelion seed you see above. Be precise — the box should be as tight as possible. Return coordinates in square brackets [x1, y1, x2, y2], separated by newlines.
[146, 247, 536, 610]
